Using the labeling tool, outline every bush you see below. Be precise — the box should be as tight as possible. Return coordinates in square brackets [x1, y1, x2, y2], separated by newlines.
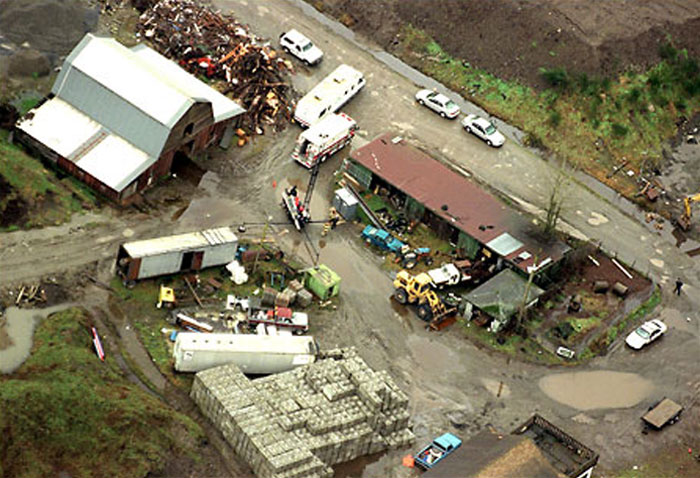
[540, 67, 570, 90]
[548, 109, 562, 127]
[612, 123, 628, 137]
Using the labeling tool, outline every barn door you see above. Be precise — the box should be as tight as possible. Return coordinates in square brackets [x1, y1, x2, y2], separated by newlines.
[192, 251, 204, 270]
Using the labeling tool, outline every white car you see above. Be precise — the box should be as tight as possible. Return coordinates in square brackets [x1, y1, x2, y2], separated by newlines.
[461, 114, 506, 147]
[415, 89, 461, 119]
[625, 319, 667, 349]
[279, 29, 323, 66]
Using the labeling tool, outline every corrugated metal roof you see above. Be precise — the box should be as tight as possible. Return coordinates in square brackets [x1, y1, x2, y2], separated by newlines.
[464, 269, 544, 319]
[349, 134, 569, 274]
[52, 34, 244, 157]
[123, 227, 238, 258]
[16, 98, 156, 192]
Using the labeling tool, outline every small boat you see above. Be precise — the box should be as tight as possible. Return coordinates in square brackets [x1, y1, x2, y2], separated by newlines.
[92, 327, 105, 361]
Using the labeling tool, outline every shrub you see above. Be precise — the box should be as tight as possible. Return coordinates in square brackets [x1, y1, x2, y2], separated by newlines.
[540, 67, 570, 90]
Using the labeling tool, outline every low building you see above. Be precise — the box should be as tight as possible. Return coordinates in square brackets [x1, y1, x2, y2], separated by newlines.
[116, 227, 238, 281]
[191, 347, 414, 478]
[344, 134, 570, 278]
[424, 415, 598, 478]
[16, 33, 245, 203]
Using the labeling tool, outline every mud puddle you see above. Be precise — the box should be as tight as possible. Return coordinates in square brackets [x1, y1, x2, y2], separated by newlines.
[334, 451, 385, 478]
[539, 370, 654, 410]
[0, 304, 74, 373]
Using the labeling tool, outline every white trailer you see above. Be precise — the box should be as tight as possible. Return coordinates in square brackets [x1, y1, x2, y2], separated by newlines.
[292, 113, 357, 168]
[293, 64, 365, 127]
[116, 227, 238, 282]
[426, 262, 472, 289]
[173, 332, 318, 374]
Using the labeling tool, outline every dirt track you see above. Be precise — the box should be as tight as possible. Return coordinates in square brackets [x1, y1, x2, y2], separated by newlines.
[313, 0, 700, 87]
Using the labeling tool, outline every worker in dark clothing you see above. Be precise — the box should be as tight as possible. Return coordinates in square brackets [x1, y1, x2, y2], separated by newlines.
[675, 278, 683, 296]
[288, 185, 297, 197]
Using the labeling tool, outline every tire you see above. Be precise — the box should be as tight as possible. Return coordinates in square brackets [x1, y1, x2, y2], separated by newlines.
[304, 59, 311, 66]
[404, 259, 417, 270]
[394, 288, 408, 305]
[417, 303, 433, 322]
[418, 99, 425, 106]
[320, 155, 328, 163]
[440, 112, 446, 118]
[283, 46, 290, 54]
[465, 126, 471, 133]
[486, 140, 492, 147]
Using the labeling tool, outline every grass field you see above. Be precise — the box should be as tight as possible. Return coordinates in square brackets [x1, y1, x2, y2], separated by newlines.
[0, 308, 203, 478]
[397, 26, 700, 197]
[0, 130, 98, 230]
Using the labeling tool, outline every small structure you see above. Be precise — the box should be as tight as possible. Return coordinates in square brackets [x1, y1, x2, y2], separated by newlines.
[345, 134, 570, 278]
[116, 227, 238, 281]
[304, 264, 341, 301]
[173, 332, 318, 374]
[424, 415, 598, 478]
[15, 33, 244, 203]
[464, 268, 544, 332]
[333, 187, 359, 221]
[191, 347, 414, 478]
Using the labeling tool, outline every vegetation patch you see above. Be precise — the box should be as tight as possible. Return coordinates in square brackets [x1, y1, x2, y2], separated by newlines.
[396, 25, 700, 198]
[0, 130, 98, 230]
[0, 307, 203, 478]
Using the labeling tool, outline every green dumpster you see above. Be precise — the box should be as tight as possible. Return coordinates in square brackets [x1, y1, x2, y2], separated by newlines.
[304, 264, 341, 300]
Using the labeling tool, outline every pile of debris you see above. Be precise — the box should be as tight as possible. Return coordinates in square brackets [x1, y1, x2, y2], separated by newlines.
[136, 0, 294, 135]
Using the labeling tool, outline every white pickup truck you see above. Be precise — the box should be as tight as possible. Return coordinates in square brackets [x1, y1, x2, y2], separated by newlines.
[426, 261, 472, 289]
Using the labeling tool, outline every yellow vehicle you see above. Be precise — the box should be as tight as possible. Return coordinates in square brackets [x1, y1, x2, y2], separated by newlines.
[393, 270, 456, 322]
[678, 193, 700, 231]
[156, 285, 176, 309]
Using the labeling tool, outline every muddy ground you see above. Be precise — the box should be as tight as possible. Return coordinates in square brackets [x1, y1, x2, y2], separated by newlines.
[312, 0, 700, 88]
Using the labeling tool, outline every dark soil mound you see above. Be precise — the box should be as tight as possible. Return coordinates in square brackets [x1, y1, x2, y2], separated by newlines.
[0, 174, 28, 228]
[318, 0, 700, 88]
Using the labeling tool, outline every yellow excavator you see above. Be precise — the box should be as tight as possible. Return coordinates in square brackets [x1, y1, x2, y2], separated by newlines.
[393, 270, 456, 323]
[677, 193, 700, 231]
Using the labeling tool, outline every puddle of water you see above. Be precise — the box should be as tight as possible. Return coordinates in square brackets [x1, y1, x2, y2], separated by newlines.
[390, 299, 409, 317]
[0, 305, 73, 373]
[539, 371, 654, 411]
[333, 451, 386, 478]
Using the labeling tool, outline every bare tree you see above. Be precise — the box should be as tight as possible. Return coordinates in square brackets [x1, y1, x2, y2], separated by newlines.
[542, 160, 572, 238]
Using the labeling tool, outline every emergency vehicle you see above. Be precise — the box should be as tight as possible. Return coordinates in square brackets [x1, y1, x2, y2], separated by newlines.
[292, 113, 357, 168]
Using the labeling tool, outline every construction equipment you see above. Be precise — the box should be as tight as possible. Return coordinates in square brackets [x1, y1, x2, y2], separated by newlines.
[282, 157, 322, 231]
[393, 270, 457, 323]
[156, 285, 176, 309]
[677, 193, 700, 231]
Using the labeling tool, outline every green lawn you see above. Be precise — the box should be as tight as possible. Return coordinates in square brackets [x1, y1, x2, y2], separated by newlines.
[396, 26, 700, 197]
[0, 308, 203, 478]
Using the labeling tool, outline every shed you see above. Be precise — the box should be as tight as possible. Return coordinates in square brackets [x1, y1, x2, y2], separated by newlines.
[116, 227, 238, 281]
[464, 268, 544, 332]
[304, 264, 341, 300]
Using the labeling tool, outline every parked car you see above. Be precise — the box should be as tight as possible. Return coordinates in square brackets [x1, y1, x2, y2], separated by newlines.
[361, 225, 405, 254]
[461, 114, 506, 147]
[415, 89, 461, 119]
[625, 319, 667, 349]
[279, 29, 323, 66]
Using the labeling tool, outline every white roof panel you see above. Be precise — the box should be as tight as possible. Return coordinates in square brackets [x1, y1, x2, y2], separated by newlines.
[75, 134, 155, 191]
[123, 227, 238, 258]
[131, 45, 245, 123]
[16, 98, 101, 158]
[175, 332, 316, 354]
[486, 233, 525, 257]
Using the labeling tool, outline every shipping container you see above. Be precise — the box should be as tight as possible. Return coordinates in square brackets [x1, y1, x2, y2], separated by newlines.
[116, 227, 238, 281]
[304, 264, 341, 301]
[173, 332, 319, 374]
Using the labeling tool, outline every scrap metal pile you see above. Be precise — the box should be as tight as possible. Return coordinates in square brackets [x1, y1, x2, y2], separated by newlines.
[136, 0, 294, 134]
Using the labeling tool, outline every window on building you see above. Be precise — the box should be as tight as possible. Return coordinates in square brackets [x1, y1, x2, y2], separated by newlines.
[184, 122, 194, 136]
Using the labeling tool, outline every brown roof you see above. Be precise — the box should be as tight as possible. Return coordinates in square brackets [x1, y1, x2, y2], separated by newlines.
[423, 429, 566, 478]
[350, 134, 569, 274]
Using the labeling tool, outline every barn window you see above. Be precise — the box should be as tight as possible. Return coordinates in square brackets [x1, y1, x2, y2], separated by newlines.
[184, 122, 194, 136]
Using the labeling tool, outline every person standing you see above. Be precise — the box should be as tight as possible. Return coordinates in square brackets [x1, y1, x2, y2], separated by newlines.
[675, 278, 684, 296]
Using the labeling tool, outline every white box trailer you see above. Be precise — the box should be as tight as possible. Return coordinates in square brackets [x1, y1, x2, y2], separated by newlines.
[293, 64, 365, 127]
[173, 332, 319, 374]
[292, 113, 357, 168]
[116, 227, 238, 281]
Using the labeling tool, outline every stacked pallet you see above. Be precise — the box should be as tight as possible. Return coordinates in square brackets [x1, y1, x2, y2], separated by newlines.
[191, 348, 414, 478]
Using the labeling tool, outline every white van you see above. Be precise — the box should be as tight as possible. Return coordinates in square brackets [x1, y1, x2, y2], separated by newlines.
[292, 113, 357, 168]
[294, 64, 365, 127]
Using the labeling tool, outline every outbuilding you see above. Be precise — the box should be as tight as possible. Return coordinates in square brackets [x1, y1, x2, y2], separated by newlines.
[116, 227, 238, 281]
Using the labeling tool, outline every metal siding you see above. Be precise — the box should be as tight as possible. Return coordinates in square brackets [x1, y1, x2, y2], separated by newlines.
[56, 68, 169, 157]
[137, 251, 183, 279]
[200, 242, 239, 268]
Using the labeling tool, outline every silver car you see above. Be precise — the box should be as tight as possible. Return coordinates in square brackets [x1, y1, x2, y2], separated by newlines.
[415, 89, 461, 119]
[461, 114, 506, 147]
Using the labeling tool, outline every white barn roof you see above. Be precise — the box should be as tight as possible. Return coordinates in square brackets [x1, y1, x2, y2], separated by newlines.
[123, 227, 238, 258]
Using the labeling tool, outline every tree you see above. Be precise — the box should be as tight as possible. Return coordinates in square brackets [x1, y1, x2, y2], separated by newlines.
[542, 160, 571, 238]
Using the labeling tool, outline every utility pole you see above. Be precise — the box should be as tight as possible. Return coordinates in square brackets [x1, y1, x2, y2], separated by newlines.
[517, 256, 538, 332]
